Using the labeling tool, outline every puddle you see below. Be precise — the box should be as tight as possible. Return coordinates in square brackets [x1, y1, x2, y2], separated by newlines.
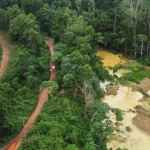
[97, 50, 126, 67]
[103, 86, 143, 111]
[97, 50, 128, 78]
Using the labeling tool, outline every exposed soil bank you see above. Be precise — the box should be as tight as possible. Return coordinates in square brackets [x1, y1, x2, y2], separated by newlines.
[133, 115, 150, 135]
[139, 78, 150, 92]
[106, 84, 119, 95]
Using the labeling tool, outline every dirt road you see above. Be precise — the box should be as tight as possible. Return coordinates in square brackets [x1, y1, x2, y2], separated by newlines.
[0, 35, 10, 78]
[0, 39, 56, 150]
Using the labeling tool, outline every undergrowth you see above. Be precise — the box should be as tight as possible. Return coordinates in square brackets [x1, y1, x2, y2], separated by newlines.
[113, 63, 150, 83]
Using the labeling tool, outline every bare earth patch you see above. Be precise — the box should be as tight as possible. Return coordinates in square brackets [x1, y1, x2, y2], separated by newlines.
[0, 35, 10, 78]
[139, 78, 150, 92]
[133, 115, 150, 135]
[106, 85, 119, 95]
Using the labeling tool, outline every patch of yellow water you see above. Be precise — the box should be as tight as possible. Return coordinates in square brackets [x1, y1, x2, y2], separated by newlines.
[103, 86, 143, 111]
[97, 50, 126, 67]
[107, 112, 150, 150]
[115, 69, 131, 78]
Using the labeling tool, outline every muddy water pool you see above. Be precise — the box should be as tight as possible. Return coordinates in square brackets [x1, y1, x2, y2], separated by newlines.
[98, 50, 150, 150]
[97, 50, 126, 67]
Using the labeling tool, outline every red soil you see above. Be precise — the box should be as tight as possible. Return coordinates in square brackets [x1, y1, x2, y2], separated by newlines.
[0, 39, 56, 150]
[0, 36, 10, 78]
[59, 89, 66, 94]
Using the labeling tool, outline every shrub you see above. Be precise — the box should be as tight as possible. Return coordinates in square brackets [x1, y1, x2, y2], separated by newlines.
[115, 109, 123, 121]
[122, 71, 149, 83]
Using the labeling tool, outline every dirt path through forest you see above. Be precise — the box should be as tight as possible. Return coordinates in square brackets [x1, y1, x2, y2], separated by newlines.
[0, 39, 56, 150]
[0, 35, 10, 78]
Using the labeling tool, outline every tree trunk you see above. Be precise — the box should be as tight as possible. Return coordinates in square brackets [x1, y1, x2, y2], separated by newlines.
[135, 0, 141, 18]
[74, 80, 78, 98]
[84, 103, 87, 118]
[148, 23, 150, 39]
[90, 111, 97, 125]
[114, 8, 117, 33]
[84, 80, 88, 117]
[147, 9, 150, 39]
[130, 0, 133, 25]
[133, 27, 137, 58]
[93, 0, 95, 10]
[147, 43, 150, 58]
[141, 38, 143, 59]
[133, 0, 142, 58]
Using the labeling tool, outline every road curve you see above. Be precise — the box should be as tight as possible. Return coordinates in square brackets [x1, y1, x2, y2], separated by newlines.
[0, 39, 56, 150]
[0, 35, 10, 78]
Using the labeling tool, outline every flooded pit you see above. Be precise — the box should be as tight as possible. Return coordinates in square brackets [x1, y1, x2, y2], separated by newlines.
[98, 50, 150, 150]
[97, 50, 126, 67]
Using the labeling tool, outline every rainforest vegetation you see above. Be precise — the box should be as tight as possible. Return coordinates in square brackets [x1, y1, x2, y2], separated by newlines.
[0, 0, 150, 150]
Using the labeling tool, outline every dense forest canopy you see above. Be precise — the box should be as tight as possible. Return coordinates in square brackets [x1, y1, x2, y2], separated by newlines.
[0, 0, 149, 150]
[0, 0, 150, 58]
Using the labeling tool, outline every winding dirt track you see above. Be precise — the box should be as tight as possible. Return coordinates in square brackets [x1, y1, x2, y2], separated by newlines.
[0, 39, 56, 150]
[0, 35, 10, 78]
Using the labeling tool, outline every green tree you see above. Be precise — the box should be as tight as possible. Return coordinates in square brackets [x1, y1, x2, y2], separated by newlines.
[87, 101, 113, 150]
[60, 15, 95, 54]
[21, 0, 44, 14]
[65, 144, 79, 150]
[9, 13, 41, 46]
[51, 7, 74, 41]
[42, 81, 59, 96]
[36, 4, 55, 33]
[137, 34, 148, 58]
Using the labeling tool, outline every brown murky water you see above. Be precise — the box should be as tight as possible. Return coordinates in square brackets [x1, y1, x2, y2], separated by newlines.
[98, 50, 150, 150]
[97, 50, 125, 67]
